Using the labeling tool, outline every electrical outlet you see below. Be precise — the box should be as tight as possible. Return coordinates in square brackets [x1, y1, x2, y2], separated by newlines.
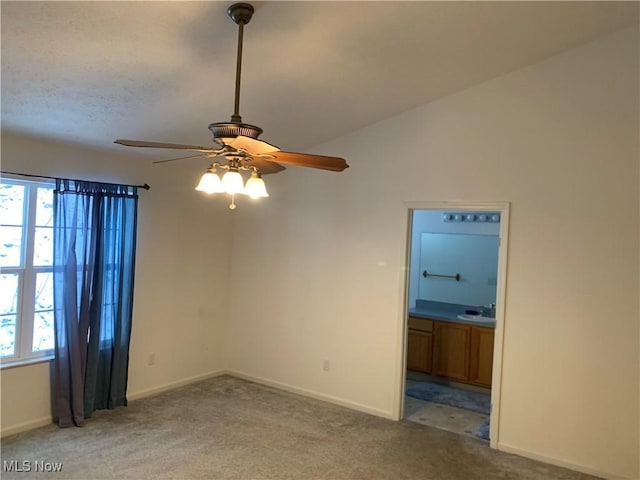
[148, 353, 156, 366]
[322, 359, 330, 372]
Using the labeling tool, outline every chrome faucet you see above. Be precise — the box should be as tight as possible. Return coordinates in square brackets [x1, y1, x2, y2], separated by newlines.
[482, 303, 496, 318]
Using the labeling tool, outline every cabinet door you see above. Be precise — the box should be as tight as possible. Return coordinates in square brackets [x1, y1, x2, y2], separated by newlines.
[407, 329, 433, 374]
[432, 321, 471, 381]
[470, 326, 495, 387]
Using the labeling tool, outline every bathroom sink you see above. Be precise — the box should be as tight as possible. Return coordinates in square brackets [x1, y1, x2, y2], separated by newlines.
[457, 314, 495, 324]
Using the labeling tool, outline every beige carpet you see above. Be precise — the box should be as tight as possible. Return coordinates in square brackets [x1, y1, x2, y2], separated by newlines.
[1, 375, 598, 479]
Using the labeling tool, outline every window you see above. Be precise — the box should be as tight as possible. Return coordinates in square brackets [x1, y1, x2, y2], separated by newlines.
[0, 177, 55, 364]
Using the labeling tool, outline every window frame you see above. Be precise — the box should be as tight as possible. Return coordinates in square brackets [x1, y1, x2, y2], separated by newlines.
[0, 176, 55, 367]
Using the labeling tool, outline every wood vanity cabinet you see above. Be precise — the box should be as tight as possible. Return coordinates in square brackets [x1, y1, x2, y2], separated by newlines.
[407, 317, 494, 387]
[406, 317, 433, 374]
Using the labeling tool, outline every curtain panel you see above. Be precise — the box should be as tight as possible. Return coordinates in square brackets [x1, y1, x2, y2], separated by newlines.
[52, 179, 138, 427]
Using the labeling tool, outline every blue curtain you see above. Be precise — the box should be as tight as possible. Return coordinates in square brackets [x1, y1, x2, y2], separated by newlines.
[52, 179, 138, 427]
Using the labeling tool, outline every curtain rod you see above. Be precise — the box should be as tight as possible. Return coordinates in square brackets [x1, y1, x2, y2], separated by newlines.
[0, 171, 150, 190]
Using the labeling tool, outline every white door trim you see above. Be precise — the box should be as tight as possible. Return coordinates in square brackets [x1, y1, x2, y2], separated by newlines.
[395, 201, 510, 450]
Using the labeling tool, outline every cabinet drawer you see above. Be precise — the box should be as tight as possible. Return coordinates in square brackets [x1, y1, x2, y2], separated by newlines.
[408, 317, 434, 332]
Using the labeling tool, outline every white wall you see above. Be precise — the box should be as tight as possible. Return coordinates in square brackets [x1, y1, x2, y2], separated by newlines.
[0, 133, 233, 434]
[227, 27, 639, 480]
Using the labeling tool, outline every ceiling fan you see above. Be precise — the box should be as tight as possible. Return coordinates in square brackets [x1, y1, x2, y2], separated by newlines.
[114, 2, 348, 208]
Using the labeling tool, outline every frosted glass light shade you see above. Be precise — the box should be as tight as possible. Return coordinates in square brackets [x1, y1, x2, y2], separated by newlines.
[195, 172, 223, 193]
[221, 170, 245, 195]
[244, 173, 269, 199]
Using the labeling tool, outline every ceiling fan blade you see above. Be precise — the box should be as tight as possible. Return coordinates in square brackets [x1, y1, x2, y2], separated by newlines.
[244, 158, 286, 175]
[115, 139, 221, 153]
[152, 152, 220, 165]
[229, 136, 280, 155]
[264, 151, 349, 172]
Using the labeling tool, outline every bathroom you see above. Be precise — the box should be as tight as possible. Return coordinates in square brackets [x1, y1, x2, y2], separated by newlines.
[404, 208, 501, 441]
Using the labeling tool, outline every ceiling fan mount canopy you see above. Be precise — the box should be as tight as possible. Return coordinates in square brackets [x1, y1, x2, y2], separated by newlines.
[227, 3, 254, 25]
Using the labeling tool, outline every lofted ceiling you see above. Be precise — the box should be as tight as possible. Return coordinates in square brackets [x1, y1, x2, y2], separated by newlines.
[1, 1, 638, 160]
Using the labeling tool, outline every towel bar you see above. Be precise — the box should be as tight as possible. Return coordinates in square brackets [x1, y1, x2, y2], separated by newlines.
[422, 270, 460, 281]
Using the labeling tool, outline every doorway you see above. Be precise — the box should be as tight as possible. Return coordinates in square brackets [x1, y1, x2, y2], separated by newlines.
[397, 202, 509, 449]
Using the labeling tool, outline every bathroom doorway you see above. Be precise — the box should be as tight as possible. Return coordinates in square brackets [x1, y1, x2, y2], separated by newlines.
[398, 202, 509, 449]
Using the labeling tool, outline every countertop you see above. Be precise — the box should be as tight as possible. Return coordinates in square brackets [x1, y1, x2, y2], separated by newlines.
[409, 300, 496, 328]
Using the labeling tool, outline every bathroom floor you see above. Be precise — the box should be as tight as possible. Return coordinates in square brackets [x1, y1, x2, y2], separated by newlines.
[404, 372, 490, 441]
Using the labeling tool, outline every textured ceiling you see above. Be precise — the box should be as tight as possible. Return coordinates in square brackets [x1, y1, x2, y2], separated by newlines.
[2, 1, 638, 159]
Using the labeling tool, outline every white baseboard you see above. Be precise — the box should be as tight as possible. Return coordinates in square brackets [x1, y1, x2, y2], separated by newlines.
[497, 442, 629, 480]
[226, 369, 396, 420]
[1, 416, 53, 438]
[2, 369, 393, 438]
[4, 371, 629, 480]
[0, 370, 227, 438]
[127, 369, 227, 401]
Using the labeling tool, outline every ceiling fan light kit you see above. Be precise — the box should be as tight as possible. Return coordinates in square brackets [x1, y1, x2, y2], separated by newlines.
[195, 167, 224, 194]
[195, 160, 267, 209]
[244, 171, 269, 199]
[114, 2, 348, 209]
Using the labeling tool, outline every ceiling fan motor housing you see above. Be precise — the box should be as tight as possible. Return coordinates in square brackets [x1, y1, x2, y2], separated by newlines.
[208, 121, 263, 142]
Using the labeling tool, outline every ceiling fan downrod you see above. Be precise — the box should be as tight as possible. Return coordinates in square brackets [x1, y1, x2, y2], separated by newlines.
[228, 3, 253, 123]
[208, 3, 263, 143]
